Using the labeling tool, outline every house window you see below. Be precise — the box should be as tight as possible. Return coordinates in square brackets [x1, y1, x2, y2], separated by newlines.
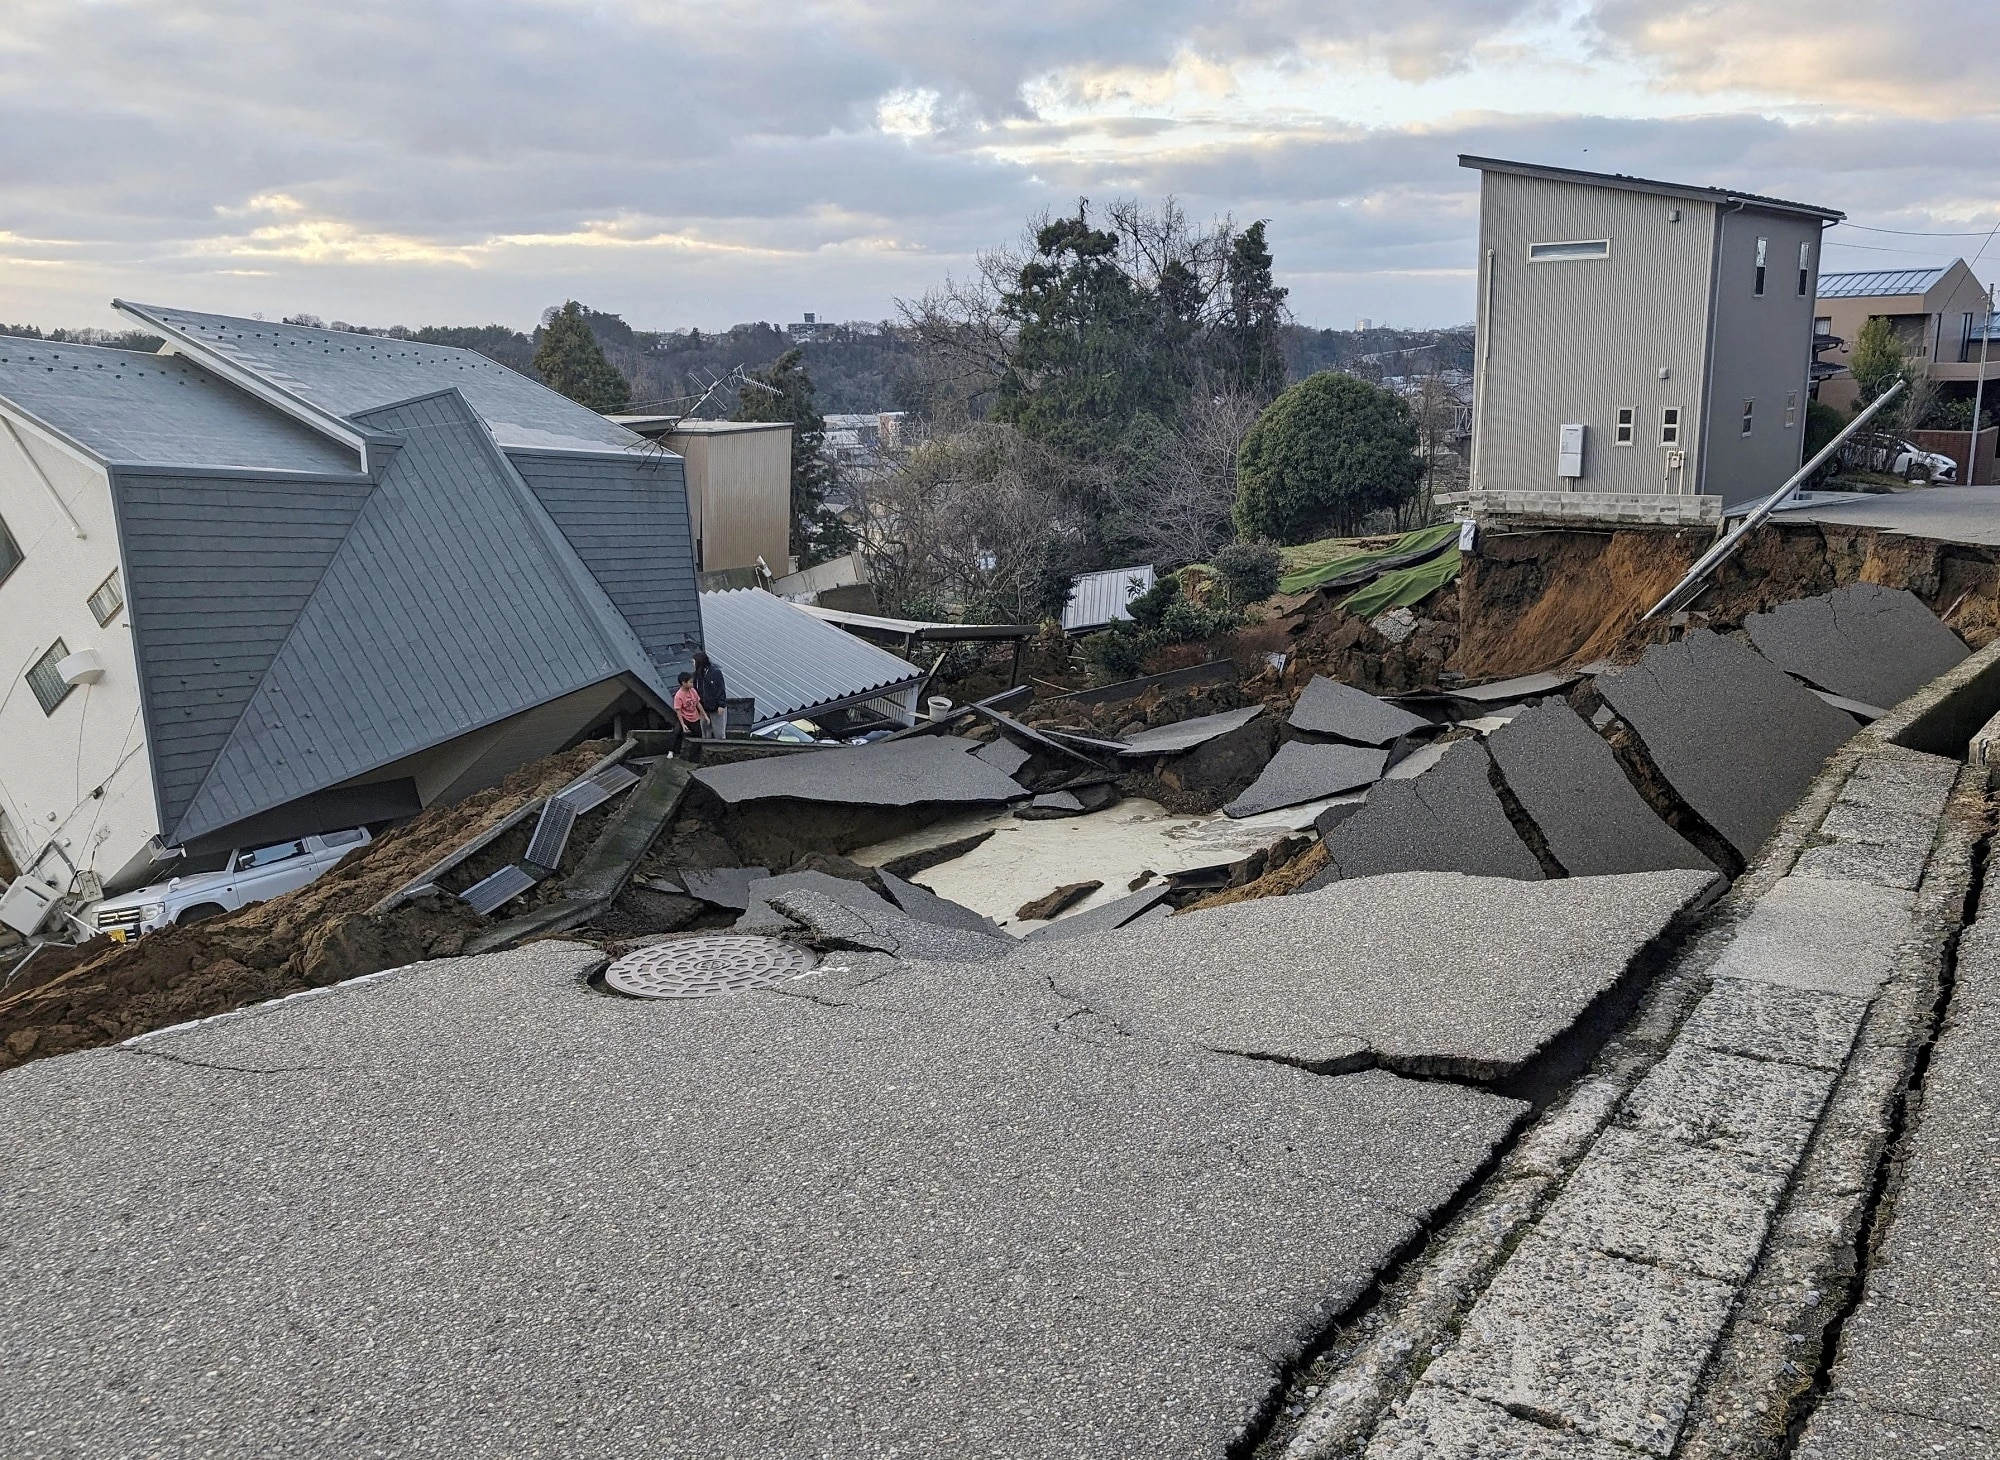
[1615, 407, 1636, 446]
[26, 639, 72, 716]
[0, 513, 18, 588]
[1528, 239, 1611, 262]
[1754, 238, 1768, 296]
[1798, 241, 1812, 297]
[1742, 399, 1756, 436]
[1785, 392, 1799, 428]
[87, 570, 123, 626]
[1661, 407, 1682, 446]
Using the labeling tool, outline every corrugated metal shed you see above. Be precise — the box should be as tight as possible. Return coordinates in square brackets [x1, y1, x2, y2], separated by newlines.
[0, 338, 358, 471]
[1062, 565, 1156, 633]
[166, 389, 670, 844]
[116, 302, 642, 455]
[1817, 267, 1948, 300]
[699, 588, 923, 725]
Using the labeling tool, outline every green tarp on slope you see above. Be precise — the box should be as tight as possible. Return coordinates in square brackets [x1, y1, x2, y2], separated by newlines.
[1339, 548, 1464, 619]
[1277, 522, 1459, 595]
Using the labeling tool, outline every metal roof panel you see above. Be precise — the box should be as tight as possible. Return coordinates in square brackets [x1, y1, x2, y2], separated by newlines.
[699, 588, 924, 725]
[1816, 267, 1950, 299]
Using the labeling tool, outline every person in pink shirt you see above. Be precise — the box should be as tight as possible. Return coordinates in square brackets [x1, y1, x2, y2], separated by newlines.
[672, 672, 705, 754]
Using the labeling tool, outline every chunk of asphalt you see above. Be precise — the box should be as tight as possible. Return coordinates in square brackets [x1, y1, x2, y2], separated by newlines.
[971, 738, 1033, 776]
[1031, 868, 1718, 1083]
[1024, 884, 1173, 942]
[694, 737, 1030, 808]
[1485, 702, 1718, 877]
[0, 942, 1527, 1457]
[1223, 741, 1389, 818]
[1452, 669, 1580, 704]
[1743, 582, 1968, 710]
[678, 866, 773, 911]
[1114, 705, 1266, 756]
[1594, 629, 1858, 863]
[1310, 740, 1545, 886]
[1289, 676, 1432, 745]
[1422, 1231, 1737, 1455]
[765, 888, 1013, 962]
[1018, 790, 1085, 818]
[735, 869, 898, 934]
[874, 869, 1002, 937]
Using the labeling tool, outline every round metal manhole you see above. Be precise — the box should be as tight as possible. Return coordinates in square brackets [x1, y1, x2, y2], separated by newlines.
[603, 935, 819, 1000]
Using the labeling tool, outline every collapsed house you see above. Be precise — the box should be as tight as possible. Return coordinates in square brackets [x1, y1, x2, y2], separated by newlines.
[0, 305, 702, 917]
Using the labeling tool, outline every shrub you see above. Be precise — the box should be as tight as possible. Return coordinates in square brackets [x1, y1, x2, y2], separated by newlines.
[1211, 540, 1283, 605]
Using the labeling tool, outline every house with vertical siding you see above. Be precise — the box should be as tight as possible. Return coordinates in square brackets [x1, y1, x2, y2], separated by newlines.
[1461, 157, 1843, 511]
[0, 305, 701, 905]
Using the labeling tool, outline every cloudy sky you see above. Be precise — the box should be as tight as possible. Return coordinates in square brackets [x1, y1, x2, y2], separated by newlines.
[3, 0, 1996, 335]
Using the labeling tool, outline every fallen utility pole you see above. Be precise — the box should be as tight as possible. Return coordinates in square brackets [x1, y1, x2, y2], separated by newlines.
[1643, 379, 1905, 621]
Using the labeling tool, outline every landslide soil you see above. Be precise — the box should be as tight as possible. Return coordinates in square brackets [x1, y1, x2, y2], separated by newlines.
[0, 743, 616, 1071]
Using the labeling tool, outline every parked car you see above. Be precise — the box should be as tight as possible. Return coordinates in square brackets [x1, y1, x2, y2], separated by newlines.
[88, 827, 373, 941]
[1868, 437, 1958, 482]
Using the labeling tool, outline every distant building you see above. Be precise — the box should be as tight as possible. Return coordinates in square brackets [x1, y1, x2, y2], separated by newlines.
[0, 305, 701, 902]
[1462, 156, 1842, 510]
[1813, 262, 1996, 413]
[786, 312, 828, 342]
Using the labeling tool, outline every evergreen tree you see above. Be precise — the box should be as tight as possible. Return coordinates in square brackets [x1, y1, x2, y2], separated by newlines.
[1218, 221, 1288, 401]
[532, 300, 631, 412]
[733, 348, 856, 567]
[1235, 372, 1421, 542]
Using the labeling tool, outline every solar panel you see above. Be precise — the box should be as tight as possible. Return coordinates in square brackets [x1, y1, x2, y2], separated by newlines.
[523, 800, 579, 873]
[460, 864, 537, 916]
[1817, 267, 1946, 299]
[553, 762, 641, 815]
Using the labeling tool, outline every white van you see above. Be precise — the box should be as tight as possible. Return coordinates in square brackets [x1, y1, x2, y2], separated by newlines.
[89, 827, 373, 941]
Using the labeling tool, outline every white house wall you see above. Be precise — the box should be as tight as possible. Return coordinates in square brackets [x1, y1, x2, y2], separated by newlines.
[0, 414, 161, 893]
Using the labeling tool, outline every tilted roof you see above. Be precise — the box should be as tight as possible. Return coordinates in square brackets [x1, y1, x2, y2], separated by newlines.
[114, 302, 644, 454]
[1459, 155, 1844, 222]
[699, 588, 924, 725]
[1816, 267, 1950, 300]
[0, 338, 357, 472]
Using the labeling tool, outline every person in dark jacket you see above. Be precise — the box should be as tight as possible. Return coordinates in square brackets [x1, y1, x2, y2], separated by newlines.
[692, 651, 729, 739]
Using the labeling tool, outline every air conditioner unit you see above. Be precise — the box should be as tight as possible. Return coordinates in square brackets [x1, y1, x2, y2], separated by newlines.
[57, 648, 105, 686]
[0, 876, 60, 937]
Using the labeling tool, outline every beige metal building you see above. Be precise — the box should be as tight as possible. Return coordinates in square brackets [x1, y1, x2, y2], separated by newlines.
[612, 416, 792, 575]
[1813, 261, 1996, 414]
[1463, 156, 1841, 510]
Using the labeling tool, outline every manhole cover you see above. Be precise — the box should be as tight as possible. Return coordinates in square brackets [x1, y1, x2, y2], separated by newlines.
[603, 935, 819, 1000]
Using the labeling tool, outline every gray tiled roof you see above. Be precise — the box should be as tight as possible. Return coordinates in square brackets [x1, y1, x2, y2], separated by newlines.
[0, 338, 357, 471]
[115, 302, 643, 455]
[699, 588, 923, 725]
[168, 389, 671, 845]
[1816, 267, 1949, 300]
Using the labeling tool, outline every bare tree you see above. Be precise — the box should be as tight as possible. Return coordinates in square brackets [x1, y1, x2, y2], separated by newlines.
[1115, 390, 1263, 566]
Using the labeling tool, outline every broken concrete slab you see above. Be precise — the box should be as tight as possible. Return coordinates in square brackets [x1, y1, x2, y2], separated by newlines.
[1223, 741, 1389, 819]
[1594, 629, 1858, 863]
[1676, 977, 1872, 1072]
[695, 736, 1029, 808]
[1018, 790, 1086, 818]
[1486, 702, 1718, 877]
[1289, 676, 1432, 745]
[765, 888, 1013, 962]
[1535, 1124, 1789, 1283]
[734, 869, 899, 934]
[1035, 869, 1718, 1082]
[1620, 1045, 1838, 1168]
[1703, 874, 1915, 999]
[1453, 669, 1580, 704]
[1423, 1233, 1737, 1455]
[1023, 884, 1174, 942]
[875, 869, 1002, 936]
[971, 738, 1033, 777]
[1744, 583, 1968, 710]
[1016, 880, 1101, 921]
[0, 942, 1527, 1458]
[1366, 1385, 1636, 1459]
[678, 865, 773, 910]
[1311, 741, 1545, 886]
[1116, 705, 1266, 756]
[1382, 739, 1448, 779]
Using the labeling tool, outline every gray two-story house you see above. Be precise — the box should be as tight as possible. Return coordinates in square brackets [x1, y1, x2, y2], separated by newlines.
[1462, 157, 1843, 510]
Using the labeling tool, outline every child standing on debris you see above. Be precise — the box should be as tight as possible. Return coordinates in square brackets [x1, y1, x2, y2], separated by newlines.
[693, 651, 729, 739]
[673, 671, 705, 752]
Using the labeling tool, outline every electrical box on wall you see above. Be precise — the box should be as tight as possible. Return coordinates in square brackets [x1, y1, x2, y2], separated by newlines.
[1557, 423, 1586, 479]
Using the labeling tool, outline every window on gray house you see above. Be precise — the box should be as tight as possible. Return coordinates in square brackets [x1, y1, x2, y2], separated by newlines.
[1798, 241, 1811, 297]
[1615, 407, 1635, 446]
[1528, 239, 1611, 262]
[1742, 400, 1755, 436]
[88, 570, 123, 626]
[1785, 392, 1799, 428]
[26, 639, 72, 715]
[1754, 238, 1768, 296]
[1661, 407, 1682, 446]
[0, 513, 19, 588]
